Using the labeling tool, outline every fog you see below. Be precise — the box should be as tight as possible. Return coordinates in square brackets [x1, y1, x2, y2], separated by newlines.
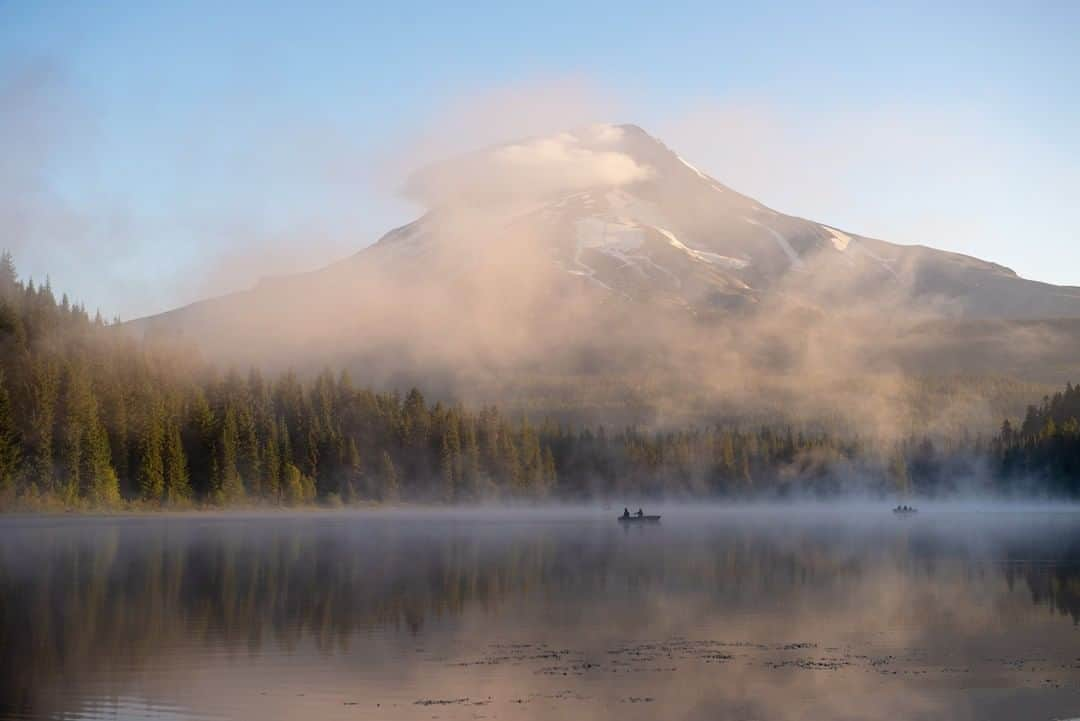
[4, 506, 1080, 720]
[6, 66, 1079, 440]
[126, 113, 1077, 439]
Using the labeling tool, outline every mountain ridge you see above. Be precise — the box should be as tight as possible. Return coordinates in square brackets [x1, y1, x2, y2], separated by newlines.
[135, 123, 1079, 328]
[126, 124, 1080, 429]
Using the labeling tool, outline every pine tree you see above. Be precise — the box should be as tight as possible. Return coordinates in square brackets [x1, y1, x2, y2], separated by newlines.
[83, 395, 119, 506]
[440, 419, 461, 502]
[217, 406, 244, 504]
[720, 433, 736, 482]
[137, 404, 165, 502]
[0, 300, 27, 350]
[498, 425, 521, 493]
[282, 462, 305, 505]
[738, 445, 753, 493]
[27, 360, 59, 493]
[107, 389, 131, 495]
[462, 419, 482, 498]
[59, 363, 89, 504]
[378, 451, 399, 502]
[186, 390, 216, 498]
[519, 419, 542, 495]
[0, 251, 17, 299]
[541, 446, 557, 494]
[237, 407, 261, 496]
[163, 419, 191, 504]
[278, 416, 293, 493]
[342, 437, 362, 502]
[263, 423, 281, 502]
[0, 371, 20, 495]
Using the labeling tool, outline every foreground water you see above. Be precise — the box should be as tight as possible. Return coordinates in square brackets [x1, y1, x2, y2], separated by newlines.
[2, 507, 1080, 721]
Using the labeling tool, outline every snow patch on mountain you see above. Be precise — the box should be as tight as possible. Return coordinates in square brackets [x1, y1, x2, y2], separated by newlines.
[676, 154, 711, 182]
[676, 155, 728, 195]
[603, 189, 668, 227]
[575, 217, 645, 251]
[822, 226, 852, 252]
[743, 217, 804, 270]
[654, 227, 750, 270]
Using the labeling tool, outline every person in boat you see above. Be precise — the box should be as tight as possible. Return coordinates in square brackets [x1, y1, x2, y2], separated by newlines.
[622, 508, 630, 519]
[636, 508, 644, 518]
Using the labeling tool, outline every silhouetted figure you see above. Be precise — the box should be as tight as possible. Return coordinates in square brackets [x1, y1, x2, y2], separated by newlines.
[636, 508, 644, 518]
[622, 508, 630, 519]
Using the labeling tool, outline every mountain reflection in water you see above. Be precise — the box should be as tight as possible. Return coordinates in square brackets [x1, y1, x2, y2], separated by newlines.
[2, 508, 1080, 721]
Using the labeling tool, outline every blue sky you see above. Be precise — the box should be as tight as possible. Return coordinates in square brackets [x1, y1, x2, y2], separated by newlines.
[2, 1, 1078, 316]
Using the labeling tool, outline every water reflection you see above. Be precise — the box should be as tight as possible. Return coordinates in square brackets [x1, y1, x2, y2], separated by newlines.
[2, 509, 1080, 720]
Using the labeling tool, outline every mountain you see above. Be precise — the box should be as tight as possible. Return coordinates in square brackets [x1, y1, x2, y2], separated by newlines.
[128, 124, 1080, 427]
[384, 123, 1080, 319]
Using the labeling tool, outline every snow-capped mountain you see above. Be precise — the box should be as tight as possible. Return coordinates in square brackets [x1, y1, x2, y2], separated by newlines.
[343, 123, 1080, 320]
[129, 124, 1080, 401]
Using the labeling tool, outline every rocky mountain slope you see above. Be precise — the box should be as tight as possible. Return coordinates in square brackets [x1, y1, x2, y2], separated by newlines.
[128, 124, 1080, 427]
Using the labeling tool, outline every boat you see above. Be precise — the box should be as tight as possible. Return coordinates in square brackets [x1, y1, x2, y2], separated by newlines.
[892, 506, 918, 515]
[617, 514, 661, 522]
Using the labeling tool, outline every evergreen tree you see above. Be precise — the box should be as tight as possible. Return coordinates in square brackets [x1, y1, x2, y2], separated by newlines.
[440, 419, 461, 502]
[282, 462, 305, 506]
[107, 389, 131, 495]
[263, 423, 281, 503]
[137, 404, 165, 502]
[378, 451, 399, 501]
[0, 371, 20, 494]
[27, 360, 59, 494]
[163, 419, 191, 504]
[237, 407, 261, 496]
[541, 446, 557, 496]
[186, 390, 216, 498]
[342, 437, 362, 502]
[83, 396, 119, 506]
[59, 363, 89, 504]
[0, 251, 18, 299]
[462, 419, 482, 498]
[216, 406, 244, 504]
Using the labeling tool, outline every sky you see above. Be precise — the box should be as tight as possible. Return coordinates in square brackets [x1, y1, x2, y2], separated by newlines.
[1, 0, 1078, 317]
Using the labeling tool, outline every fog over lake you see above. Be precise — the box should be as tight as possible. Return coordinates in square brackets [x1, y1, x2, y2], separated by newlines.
[3, 506, 1080, 721]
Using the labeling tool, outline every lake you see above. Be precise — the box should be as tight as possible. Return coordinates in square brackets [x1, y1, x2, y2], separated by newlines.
[2, 507, 1080, 720]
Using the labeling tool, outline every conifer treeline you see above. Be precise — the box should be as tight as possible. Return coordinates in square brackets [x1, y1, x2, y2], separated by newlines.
[0, 251, 565, 506]
[0, 252, 1077, 508]
[992, 384, 1080, 494]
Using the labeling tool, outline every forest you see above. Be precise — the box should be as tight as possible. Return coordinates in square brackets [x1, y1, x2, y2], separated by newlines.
[0, 251, 1077, 510]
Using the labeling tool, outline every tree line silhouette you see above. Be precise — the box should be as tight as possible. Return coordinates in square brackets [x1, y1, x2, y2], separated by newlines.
[0, 251, 1077, 509]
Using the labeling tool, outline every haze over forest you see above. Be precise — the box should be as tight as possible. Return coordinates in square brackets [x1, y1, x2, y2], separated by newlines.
[1, 124, 1079, 509]
[7, 9, 1080, 721]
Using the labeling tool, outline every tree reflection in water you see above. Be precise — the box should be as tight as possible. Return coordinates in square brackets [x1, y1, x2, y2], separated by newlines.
[2, 509, 1080, 720]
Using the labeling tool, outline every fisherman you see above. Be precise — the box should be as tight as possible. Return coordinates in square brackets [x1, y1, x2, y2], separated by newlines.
[623, 508, 630, 519]
[637, 508, 644, 518]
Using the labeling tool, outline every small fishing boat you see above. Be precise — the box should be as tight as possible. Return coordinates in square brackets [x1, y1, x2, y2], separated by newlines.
[617, 514, 661, 522]
[893, 506, 918, 515]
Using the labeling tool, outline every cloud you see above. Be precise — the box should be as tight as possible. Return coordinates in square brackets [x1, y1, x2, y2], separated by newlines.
[406, 126, 653, 208]
[0, 62, 407, 318]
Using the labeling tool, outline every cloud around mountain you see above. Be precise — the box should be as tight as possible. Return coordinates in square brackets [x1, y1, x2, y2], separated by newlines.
[404, 124, 653, 207]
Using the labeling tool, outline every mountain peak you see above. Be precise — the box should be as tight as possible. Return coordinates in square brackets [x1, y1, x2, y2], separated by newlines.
[403, 123, 704, 210]
[130, 122, 1080, 373]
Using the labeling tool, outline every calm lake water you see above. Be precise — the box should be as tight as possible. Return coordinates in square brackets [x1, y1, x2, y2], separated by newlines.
[3, 507, 1080, 721]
